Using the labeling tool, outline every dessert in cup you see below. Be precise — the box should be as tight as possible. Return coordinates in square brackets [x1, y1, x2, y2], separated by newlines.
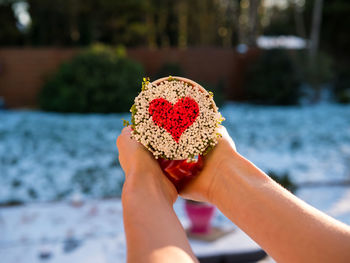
[129, 76, 224, 190]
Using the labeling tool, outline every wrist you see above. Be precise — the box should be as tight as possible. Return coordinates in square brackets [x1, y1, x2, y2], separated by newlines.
[122, 170, 177, 206]
[206, 149, 241, 204]
[208, 150, 271, 209]
[126, 153, 160, 176]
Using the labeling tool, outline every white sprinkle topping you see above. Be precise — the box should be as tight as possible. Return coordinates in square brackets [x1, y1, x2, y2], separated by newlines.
[131, 78, 223, 160]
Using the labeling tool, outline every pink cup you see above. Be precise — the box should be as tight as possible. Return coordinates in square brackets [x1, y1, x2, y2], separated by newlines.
[185, 201, 215, 234]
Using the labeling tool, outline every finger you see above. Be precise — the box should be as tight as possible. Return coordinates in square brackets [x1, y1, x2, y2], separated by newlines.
[217, 125, 229, 139]
[118, 127, 148, 155]
[121, 126, 132, 136]
[117, 127, 133, 147]
[217, 125, 236, 151]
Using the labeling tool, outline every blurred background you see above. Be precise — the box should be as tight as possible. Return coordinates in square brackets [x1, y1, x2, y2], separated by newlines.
[0, 0, 350, 262]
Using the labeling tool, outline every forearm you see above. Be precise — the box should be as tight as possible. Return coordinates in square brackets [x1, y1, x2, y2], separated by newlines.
[211, 151, 350, 263]
[122, 173, 198, 263]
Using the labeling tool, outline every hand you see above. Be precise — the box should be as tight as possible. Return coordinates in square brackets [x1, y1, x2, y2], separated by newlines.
[116, 127, 178, 205]
[179, 126, 237, 203]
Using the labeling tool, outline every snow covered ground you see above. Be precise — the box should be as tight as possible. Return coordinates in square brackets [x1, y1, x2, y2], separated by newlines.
[0, 198, 265, 263]
[1, 103, 350, 262]
[222, 103, 350, 185]
[1, 103, 349, 204]
[0, 111, 128, 203]
[0, 189, 349, 263]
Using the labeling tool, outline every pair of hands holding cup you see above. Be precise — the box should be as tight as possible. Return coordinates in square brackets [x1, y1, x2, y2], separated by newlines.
[117, 126, 350, 263]
[117, 125, 235, 206]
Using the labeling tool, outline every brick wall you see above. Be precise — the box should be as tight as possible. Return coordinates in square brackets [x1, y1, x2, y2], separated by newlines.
[127, 48, 259, 101]
[0, 47, 259, 108]
[0, 48, 79, 108]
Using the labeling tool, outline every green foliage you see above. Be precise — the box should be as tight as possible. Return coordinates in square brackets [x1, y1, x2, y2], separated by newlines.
[336, 90, 350, 104]
[245, 49, 301, 105]
[295, 51, 334, 102]
[263, 6, 296, 36]
[39, 45, 144, 113]
[268, 171, 297, 194]
[334, 66, 350, 104]
[11, 0, 239, 47]
[322, 0, 350, 59]
[300, 52, 334, 88]
[27, 0, 148, 46]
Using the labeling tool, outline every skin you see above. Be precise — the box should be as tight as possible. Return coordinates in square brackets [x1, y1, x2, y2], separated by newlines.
[117, 127, 198, 263]
[117, 126, 350, 263]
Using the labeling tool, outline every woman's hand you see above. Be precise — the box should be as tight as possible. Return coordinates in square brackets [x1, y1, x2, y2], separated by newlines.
[118, 127, 198, 263]
[179, 126, 237, 203]
[117, 127, 177, 205]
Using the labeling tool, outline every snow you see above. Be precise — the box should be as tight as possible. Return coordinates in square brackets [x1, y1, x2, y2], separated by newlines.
[1, 188, 349, 262]
[0, 111, 128, 203]
[257, 35, 307, 49]
[221, 103, 350, 184]
[1, 103, 349, 204]
[1, 103, 350, 262]
[0, 198, 251, 263]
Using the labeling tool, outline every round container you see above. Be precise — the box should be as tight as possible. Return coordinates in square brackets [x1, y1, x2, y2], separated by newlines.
[157, 156, 203, 191]
[151, 76, 218, 190]
[185, 201, 216, 234]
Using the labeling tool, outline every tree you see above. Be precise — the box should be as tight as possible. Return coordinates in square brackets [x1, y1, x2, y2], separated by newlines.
[176, 0, 188, 48]
[27, 0, 148, 46]
[308, 0, 328, 102]
[309, 0, 324, 60]
[321, 0, 350, 61]
[247, 0, 259, 46]
[293, 0, 306, 38]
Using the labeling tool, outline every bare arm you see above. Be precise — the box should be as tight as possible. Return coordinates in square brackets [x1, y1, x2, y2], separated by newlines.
[118, 127, 198, 263]
[213, 151, 350, 262]
[181, 127, 350, 263]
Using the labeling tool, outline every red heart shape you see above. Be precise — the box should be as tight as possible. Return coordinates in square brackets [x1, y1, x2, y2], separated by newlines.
[149, 97, 199, 142]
